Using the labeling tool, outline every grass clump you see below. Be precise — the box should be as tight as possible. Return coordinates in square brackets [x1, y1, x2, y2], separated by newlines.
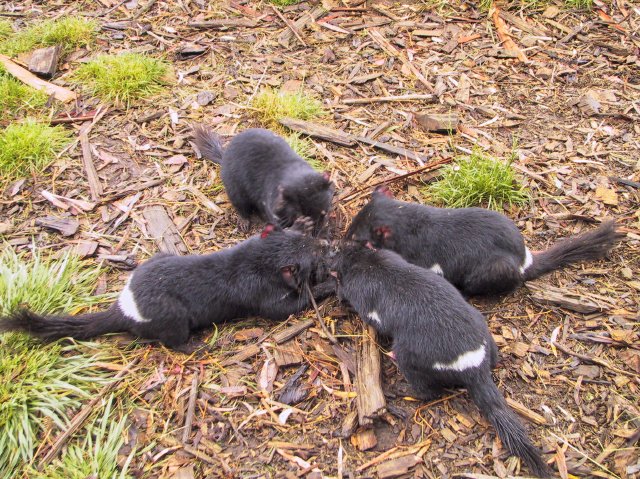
[0, 19, 13, 40]
[0, 120, 72, 182]
[285, 133, 324, 171]
[0, 16, 97, 56]
[0, 246, 112, 477]
[252, 87, 324, 127]
[0, 65, 49, 118]
[425, 149, 528, 210]
[0, 247, 107, 315]
[29, 396, 131, 479]
[74, 53, 170, 105]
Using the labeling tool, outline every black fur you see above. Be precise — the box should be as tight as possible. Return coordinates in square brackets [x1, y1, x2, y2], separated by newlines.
[331, 243, 550, 477]
[0, 222, 334, 349]
[193, 126, 334, 234]
[522, 220, 623, 280]
[346, 187, 623, 296]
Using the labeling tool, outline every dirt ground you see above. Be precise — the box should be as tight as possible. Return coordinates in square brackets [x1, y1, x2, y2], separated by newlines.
[2, 0, 640, 478]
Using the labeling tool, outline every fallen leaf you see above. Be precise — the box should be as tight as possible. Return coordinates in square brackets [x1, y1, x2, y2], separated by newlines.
[164, 154, 188, 165]
[595, 186, 618, 205]
[233, 327, 264, 341]
[258, 358, 278, 392]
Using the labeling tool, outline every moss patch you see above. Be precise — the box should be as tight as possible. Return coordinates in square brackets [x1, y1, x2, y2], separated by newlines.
[0, 65, 49, 119]
[74, 53, 170, 105]
[0, 16, 97, 56]
[252, 87, 324, 128]
[425, 149, 529, 210]
[0, 120, 72, 182]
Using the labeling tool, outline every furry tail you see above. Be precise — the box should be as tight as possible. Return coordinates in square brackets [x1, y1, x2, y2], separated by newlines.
[468, 377, 550, 477]
[192, 124, 223, 164]
[0, 307, 127, 341]
[524, 220, 623, 281]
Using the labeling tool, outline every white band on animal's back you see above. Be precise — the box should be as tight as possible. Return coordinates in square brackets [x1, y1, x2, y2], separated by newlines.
[429, 263, 444, 276]
[520, 247, 533, 274]
[433, 342, 486, 372]
[367, 311, 382, 326]
[118, 275, 151, 322]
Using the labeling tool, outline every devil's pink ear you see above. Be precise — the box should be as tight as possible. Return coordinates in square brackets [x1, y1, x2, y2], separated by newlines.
[374, 225, 392, 241]
[322, 170, 331, 182]
[261, 224, 276, 239]
[373, 185, 393, 198]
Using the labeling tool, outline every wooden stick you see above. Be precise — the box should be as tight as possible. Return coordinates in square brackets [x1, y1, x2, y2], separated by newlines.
[355, 135, 429, 165]
[50, 113, 97, 125]
[368, 28, 432, 91]
[188, 18, 257, 29]
[342, 94, 434, 105]
[552, 342, 638, 378]
[505, 397, 547, 425]
[79, 130, 103, 201]
[305, 283, 338, 345]
[491, 5, 527, 62]
[280, 117, 355, 146]
[339, 157, 452, 203]
[279, 117, 430, 164]
[39, 358, 140, 467]
[0, 53, 76, 102]
[355, 324, 386, 426]
[277, 5, 326, 47]
[272, 6, 307, 47]
[182, 374, 199, 443]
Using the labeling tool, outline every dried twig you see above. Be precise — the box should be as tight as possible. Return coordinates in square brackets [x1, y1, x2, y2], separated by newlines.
[79, 130, 103, 201]
[0, 54, 76, 102]
[368, 28, 432, 91]
[272, 6, 307, 47]
[342, 94, 434, 105]
[552, 342, 638, 378]
[182, 374, 199, 443]
[355, 324, 386, 426]
[491, 6, 527, 62]
[306, 283, 338, 345]
[339, 156, 452, 204]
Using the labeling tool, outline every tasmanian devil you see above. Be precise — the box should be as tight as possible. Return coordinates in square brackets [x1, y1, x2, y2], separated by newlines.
[0, 219, 334, 350]
[346, 186, 623, 296]
[193, 125, 334, 234]
[331, 242, 550, 477]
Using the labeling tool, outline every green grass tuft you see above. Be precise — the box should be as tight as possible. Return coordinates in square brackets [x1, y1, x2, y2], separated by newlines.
[29, 396, 131, 479]
[0, 19, 13, 40]
[0, 65, 49, 118]
[74, 53, 170, 105]
[0, 120, 72, 182]
[0, 247, 113, 477]
[285, 133, 324, 171]
[0, 247, 107, 315]
[425, 149, 528, 210]
[0, 16, 97, 56]
[252, 87, 324, 127]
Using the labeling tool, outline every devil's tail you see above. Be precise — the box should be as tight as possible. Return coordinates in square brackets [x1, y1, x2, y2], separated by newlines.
[0, 307, 127, 342]
[524, 220, 623, 281]
[192, 124, 224, 164]
[467, 376, 550, 477]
